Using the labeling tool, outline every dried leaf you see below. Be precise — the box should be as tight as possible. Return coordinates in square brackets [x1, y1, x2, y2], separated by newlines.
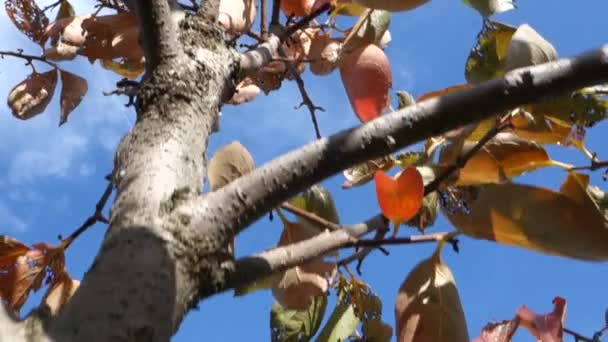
[5, 0, 49, 46]
[43, 40, 79, 61]
[504, 24, 558, 72]
[395, 246, 469, 342]
[405, 191, 439, 232]
[0, 236, 29, 269]
[100, 58, 145, 80]
[270, 296, 328, 342]
[340, 44, 392, 122]
[444, 172, 608, 260]
[227, 77, 260, 104]
[272, 221, 337, 310]
[343, 155, 394, 189]
[218, 0, 256, 35]
[308, 33, 342, 76]
[473, 319, 519, 342]
[352, 0, 428, 12]
[461, 0, 515, 18]
[42, 273, 79, 315]
[440, 133, 553, 185]
[7, 69, 58, 120]
[465, 20, 517, 84]
[517, 297, 566, 342]
[362, 319, 393, 342]
[374, 168, 424, 225]
[207, 141, 255, 191]
[59, 70, 88, 125]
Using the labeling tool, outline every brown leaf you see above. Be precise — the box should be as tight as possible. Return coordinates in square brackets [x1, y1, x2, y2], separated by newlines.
[100, 58, 145, 80]
[226, 77, 260, 105]
[395, 247, 469, 342]
[5, 0, 49, 46]
[272, 221, 337, 310]
[441, 133, 553, 185]
[42, 272, 79, 315]
[7, 69, 58, 120]
[517, 297, 566, 342]
[308, 32, 342, 76]
[207, 141, 255, 191]
[445, 172, 608, 260]
[58, 70, 87, 125]
[473, 319, 519, 342]
[0, 236, 29, 269]
[43, 40, 79, 61]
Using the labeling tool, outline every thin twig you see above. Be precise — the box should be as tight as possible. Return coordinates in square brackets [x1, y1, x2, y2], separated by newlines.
[570, 159, 608, 171]
[60, 181, 113, 250]
[341, 232, 457, 249]
[277, 46, 324, 138]
[260, 0, 268, 39]
[0, 50, 59, 69]
[424, 114, 512, 195]
[563, 327, 595, 342]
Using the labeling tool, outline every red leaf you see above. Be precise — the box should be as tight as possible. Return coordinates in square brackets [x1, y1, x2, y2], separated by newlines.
[374, 168, 424, 225]
[59, 70, 88, 125]
[473, 319, 519, 342]
[517, 297, 566, 342]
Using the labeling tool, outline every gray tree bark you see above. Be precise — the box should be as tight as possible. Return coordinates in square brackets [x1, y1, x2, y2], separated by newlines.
[1, 1, 608, 341]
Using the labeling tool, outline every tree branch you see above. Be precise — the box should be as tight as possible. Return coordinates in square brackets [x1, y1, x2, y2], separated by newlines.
[133, 0, 182, 72]
[189, 45, 608, 256]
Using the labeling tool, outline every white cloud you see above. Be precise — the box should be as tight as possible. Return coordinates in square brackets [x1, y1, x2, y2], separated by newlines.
[0, 201, 27, 233]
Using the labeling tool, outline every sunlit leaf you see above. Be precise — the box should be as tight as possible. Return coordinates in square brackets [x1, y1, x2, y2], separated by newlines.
[7, 69, 58, 120]
[100, 59, 145, 80]
[461, 0, 515, 18]
[207, 141, 255, 191]
[517, 297, 566, 342]
[374, 168, 424, 225]
[5, 0, 49, 46]
[395, 245, 469, 342]
[465, 20, 516, 84]
[270, 295, 328, 342]
[331, 0, 367, 16]
[440, 133, 553, 185]
[473, 320, 519, 342]
[340, 44, 392, 122]
[289, 185, 340, 225]
[342, 10, 391, 54]
[504, 24, 557, 71]
[444, 172, 608, 260]
[59, 70, 88, 125]
[343, 155, 393, 189]
[316, 298, 360, 342]
[42, 273, 79, 315]
[510, 111, 573, 145]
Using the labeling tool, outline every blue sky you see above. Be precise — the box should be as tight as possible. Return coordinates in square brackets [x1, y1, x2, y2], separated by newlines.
[1, 0, 607, 341]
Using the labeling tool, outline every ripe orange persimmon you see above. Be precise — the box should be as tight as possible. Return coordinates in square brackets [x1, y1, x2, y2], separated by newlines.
[340, 44, 392, 122]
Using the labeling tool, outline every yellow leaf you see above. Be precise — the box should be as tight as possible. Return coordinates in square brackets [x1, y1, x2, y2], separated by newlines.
[445, 172, 608, 260]
[395, 246, 469, 342]
[100, 59, 145, 80]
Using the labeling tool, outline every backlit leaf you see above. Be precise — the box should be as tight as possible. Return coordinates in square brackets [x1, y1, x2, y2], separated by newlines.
[395, 245, 469, 342]
[374, 168, 424, 225]
[465, 20, 516, 84]
[59, 70, 88, 125]
[7, 69, 58, 120]
[100, 59, 145, 80]
[517, 297, 566, 342]
[207, 141, 255, 191]
[42, 273, 79, 315]
[444, 172, 608, 260]
[473, 320, 519, 342]
[316, 298, 360, 342]
[529, 90, 608, 128]
[504, 24, 557, 71]
[342, 9, 391, 54]
[461, 0, 515, 18]
[270, 295, 328, 342]
[5, 0, 49, 46]
[289, 185, 340, 225]
[343, 155, 393, 189]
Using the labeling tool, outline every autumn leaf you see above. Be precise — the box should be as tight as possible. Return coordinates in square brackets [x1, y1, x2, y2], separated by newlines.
[394, 245, 469, 342]
[218, 0, 256, 35]
[374, 168, 424, 226]
[340, 44, 392, 122]
[518, 297, 566, 342]
[271, 296, 328, 342]
[207, 141, 255, 191]
[439, 132, 553, 185]
[342, 155, 393, 189]
[7, 69, 58, 120]
[226, 77, 261, 105]
[342, 9, 391, 55]
[42, 273, 80, 315]
[100, 58, 145, 80]
[465, 20, 516, 84]
[473, 319, 519, 342]
[316, 300, 360, 341]
[59, 70, 88, 125]
[444, 172, 608, 260]
[289, 185, 340, 225]
[271, 220, 337, 310]
[5, 0, 49, 46]
[308, 33, 342, 76]
[504, 24, 558, 72]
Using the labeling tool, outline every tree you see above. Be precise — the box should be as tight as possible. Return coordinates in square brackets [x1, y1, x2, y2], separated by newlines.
[0, 0, 607, 340]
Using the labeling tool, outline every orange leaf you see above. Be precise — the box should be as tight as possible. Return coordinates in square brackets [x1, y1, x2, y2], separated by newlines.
[374, 168, 424, 225]
[5, 0, 49, 46]
[59, 70, 88, 125]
